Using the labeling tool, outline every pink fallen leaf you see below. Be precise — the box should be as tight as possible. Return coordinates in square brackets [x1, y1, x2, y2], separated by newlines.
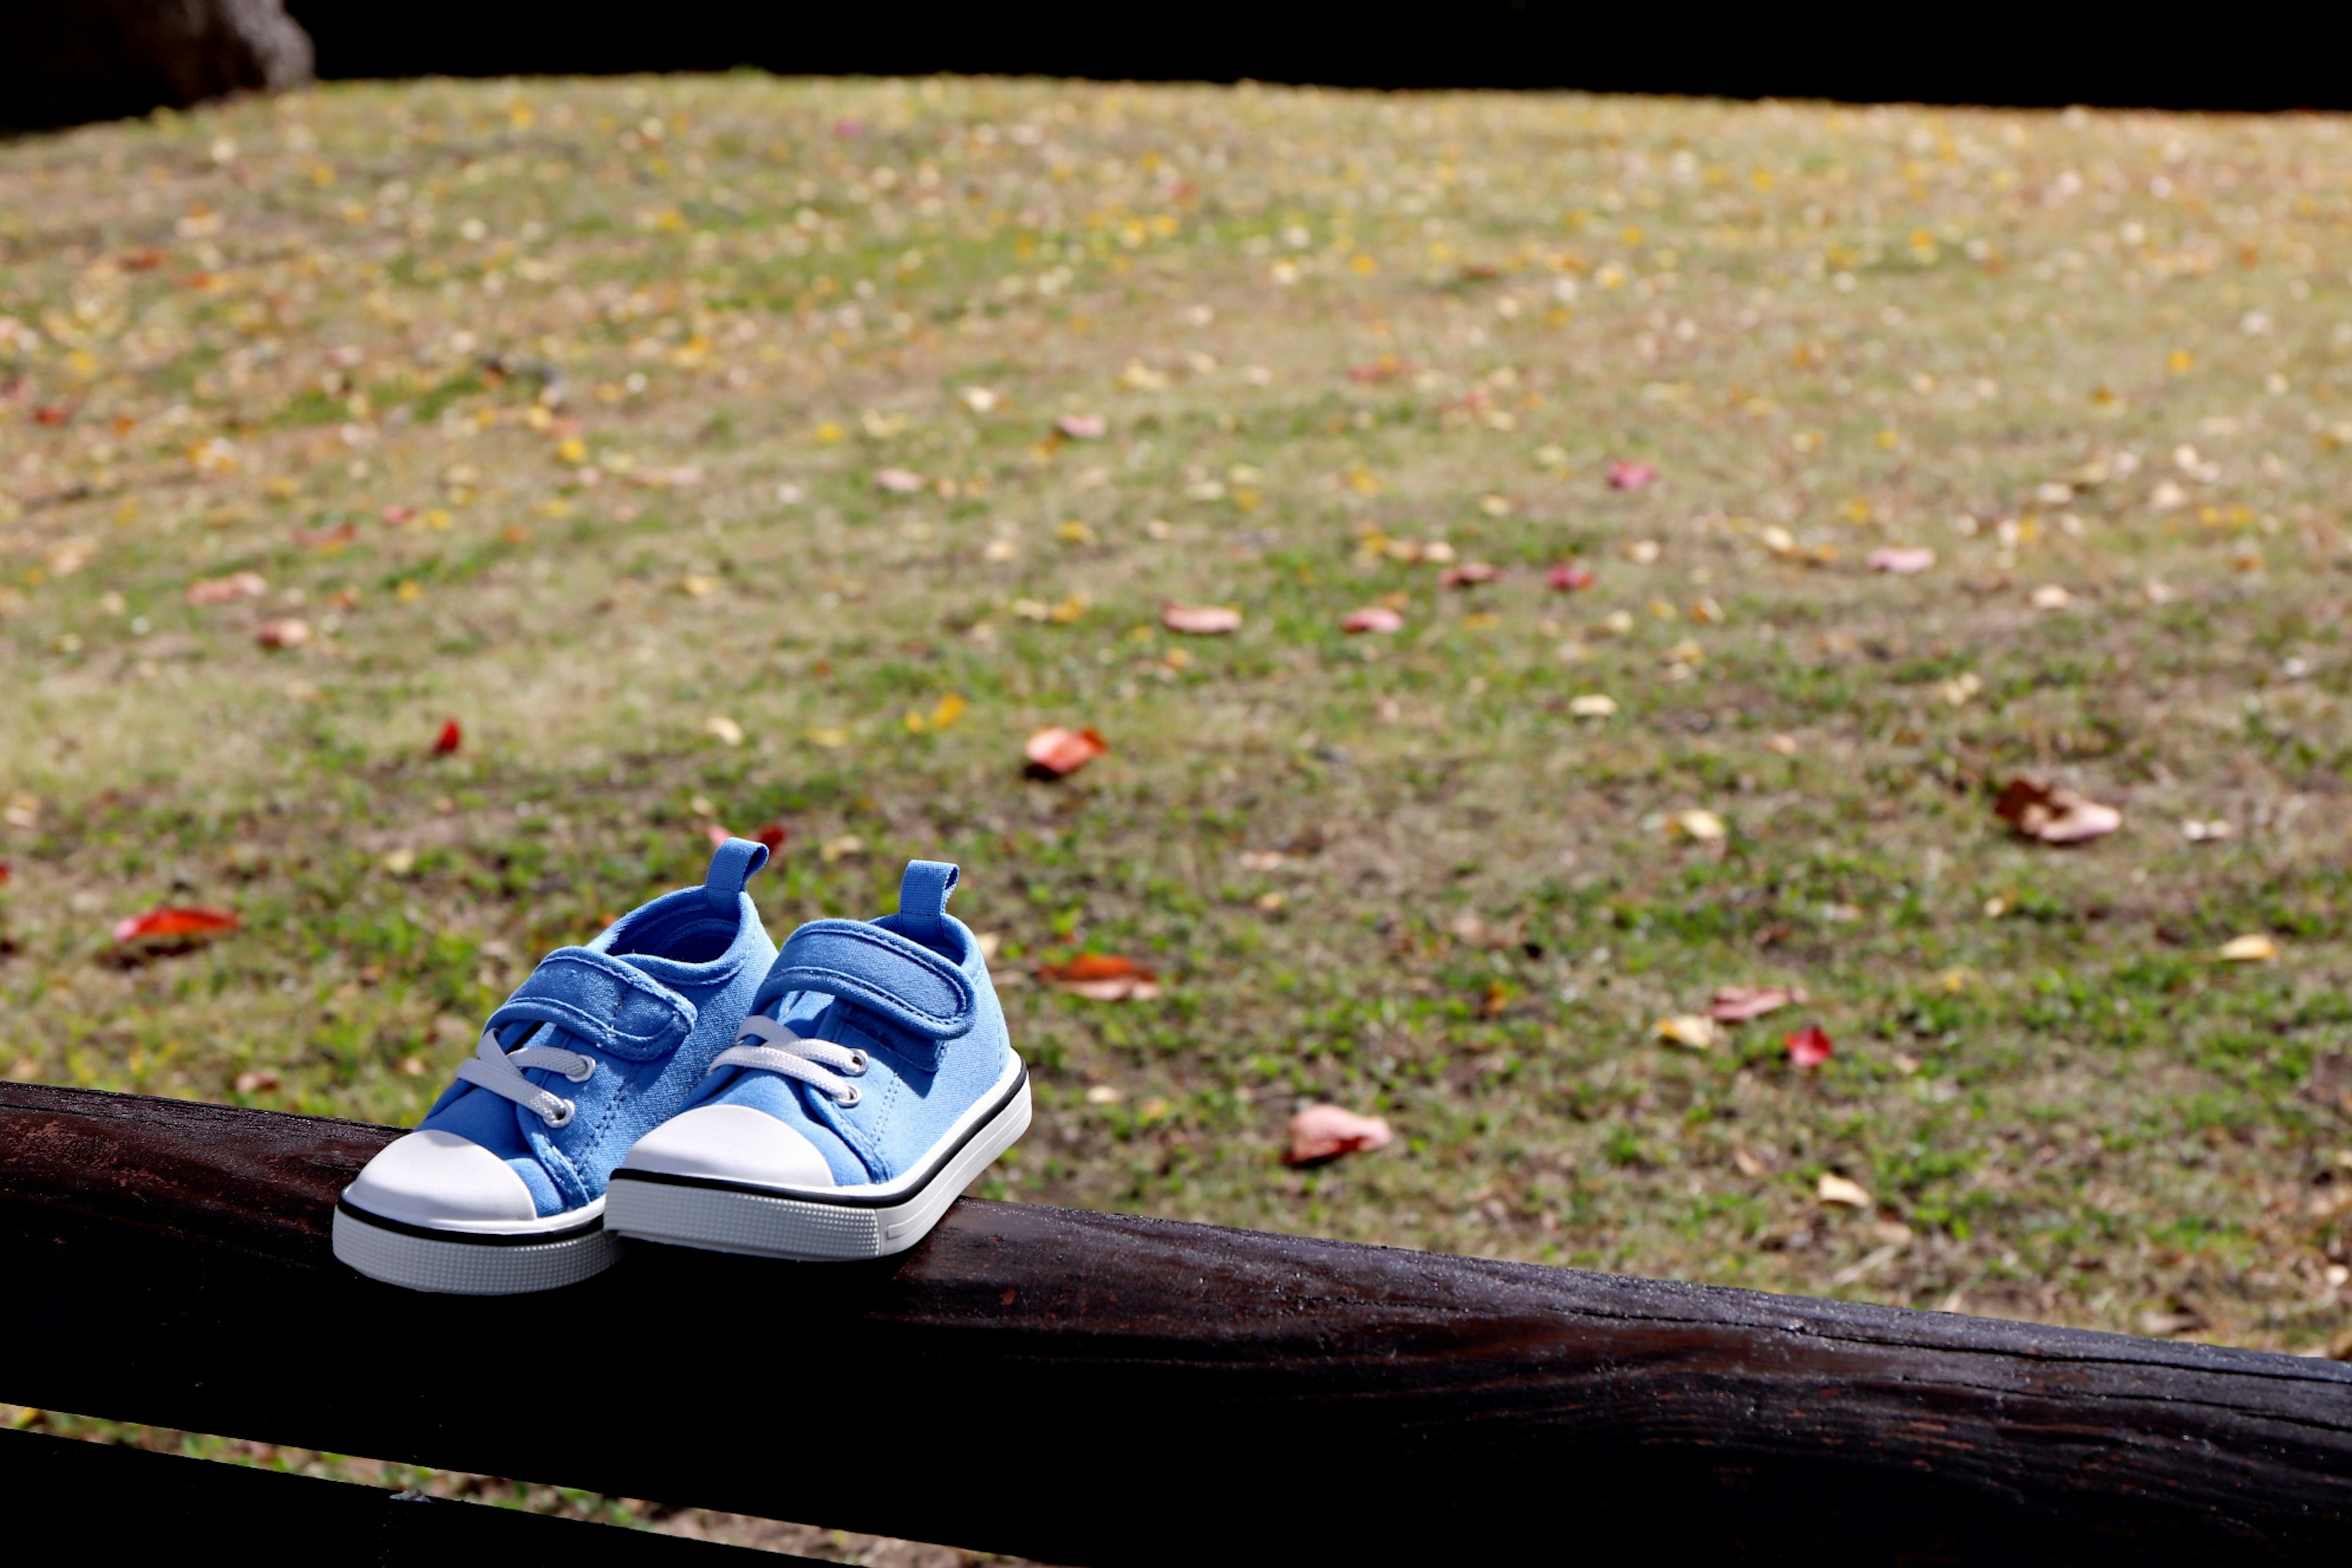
[1026, 726, 1109, 777]
[254, 617, 311, 649]
[1606, 459, 1658, 490]
[1161, 603, 1243, 635]
[1439, 561, 1504, 587]
[701, 822, 733, 849]
[1343, 606, 1406, 634]
[1709, 985, 1806, 1023]
[113, 905, 240, 952]
[1994, 778, 2122, 845]
[382, 504, 413, 524]
[1283, 1104, 1393, 1167]
[1785, 1025, 1834, 1068]
[873, 468, 925, 494]
[1038, 953, 1161, 1001]
[1869, 546, 1937, 575]
[187, 571, 266, 606]
[1056, 413, 1107, 440]
[1549, 562, 1597, 591]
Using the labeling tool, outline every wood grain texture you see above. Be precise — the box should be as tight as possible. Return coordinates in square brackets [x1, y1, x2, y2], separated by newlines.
[2, 1079, 2348, 1564]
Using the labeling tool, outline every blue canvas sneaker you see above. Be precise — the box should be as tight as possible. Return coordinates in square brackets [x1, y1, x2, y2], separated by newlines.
[606, 859, 1028, 1261]
[333, 839, 779, 1294]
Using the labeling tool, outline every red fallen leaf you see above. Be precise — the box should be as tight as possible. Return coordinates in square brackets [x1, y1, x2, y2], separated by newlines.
[382, 504, 413, 524]
[1994, 778, 2122, 845]
[1709, 985, 1806, 1023]
[1039, 952, 1162, 1001]
[121, 249, 167, 271]
[187, 571, 266, 605]
[873, 467, 925, 494]
[1606, 459, 1659, 490]
[1026, 726, 1108, 778]
[0, 862, 11, 886]
[1784, 1024, 1834, 1069]
[293, 523, 358, 549]
[1055, 413, 1107, 440]
[1343, 605, 1406, 634]
[254, 617, 311, 649]
[1869, 546, 1937, 575]
[1347, 356, 1410, 383]
[1283, 1104, 1394, 1166]
[32, 405, 71, 427]
[750, 821, 790, 854]
[1161, 603, 1243, 635]
[113, 905, 240, 949]
[432, 719, 462, 755]
[1439, 561, 1505, 587]
[1549, 562, 1597, 591]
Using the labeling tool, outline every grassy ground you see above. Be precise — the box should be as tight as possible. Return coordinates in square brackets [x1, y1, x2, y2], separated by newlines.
[6, 74, 2352, 1545]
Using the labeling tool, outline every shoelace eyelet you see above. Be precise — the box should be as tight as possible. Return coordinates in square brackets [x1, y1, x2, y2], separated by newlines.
[846, 1050, 870, 1077]
[834, 1084, 863, 1109]
[543, 1099, 577, 1128]
[564, 1058, 596, 1084]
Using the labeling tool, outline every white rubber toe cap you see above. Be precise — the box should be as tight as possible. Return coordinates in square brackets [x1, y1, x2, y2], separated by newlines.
[344, 1129, 539, 1227]
[622, 1104, 835, 1188]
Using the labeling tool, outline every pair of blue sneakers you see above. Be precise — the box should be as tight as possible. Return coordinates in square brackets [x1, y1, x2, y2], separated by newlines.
[332, 843, 1030, 1294]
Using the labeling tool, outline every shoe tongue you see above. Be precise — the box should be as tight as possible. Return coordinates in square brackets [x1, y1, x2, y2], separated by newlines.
[486, 947, 698, 1063]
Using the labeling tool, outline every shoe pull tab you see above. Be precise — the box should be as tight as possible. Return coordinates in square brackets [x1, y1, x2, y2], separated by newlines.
[898, 859, 960, 936]
[703, 837, 771, 912]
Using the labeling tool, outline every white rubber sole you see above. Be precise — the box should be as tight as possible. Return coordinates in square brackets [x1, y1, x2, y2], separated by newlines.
[331, 1196, 619, 1295]
[606, 1060, 1030, 1262]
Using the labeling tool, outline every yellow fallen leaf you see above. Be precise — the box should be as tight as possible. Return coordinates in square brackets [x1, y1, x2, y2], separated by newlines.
[703, 715, 744, 747]
[1817, 1174, 1872, 1208]
[380, 848, 418, 876]
[680, 575, 720, 598]
[1670, 809, 1727, 842]
[1569, 693, 1618, 717]
[1654, 1014, 1722, 1050]
[805, 725, 850, 749]
[2217, 933, 2279, 963]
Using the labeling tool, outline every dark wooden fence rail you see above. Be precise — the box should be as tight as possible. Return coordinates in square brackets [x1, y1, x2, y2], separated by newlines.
[3, 1079, 2349, 1564]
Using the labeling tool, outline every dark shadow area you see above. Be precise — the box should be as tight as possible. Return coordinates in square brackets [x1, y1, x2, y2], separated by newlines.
[284, 1, 2350, 111]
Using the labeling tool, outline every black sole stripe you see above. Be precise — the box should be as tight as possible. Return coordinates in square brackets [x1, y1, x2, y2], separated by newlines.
[335, 1198, 606, 1248]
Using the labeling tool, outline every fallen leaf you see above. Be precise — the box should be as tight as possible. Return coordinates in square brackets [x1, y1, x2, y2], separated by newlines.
[292, 523, 358, 549]
[1439, 561, 1505, 587]
[1869, 546, 1936, 574]
[2030, 584, 2076, 611]
[380, 848, 418, 876]
[820, 834, 866, 862]
[2181, 819, 2234, 842]
[1084, 1084, 1125, 1105]
[234, 1069, 281, 1095]
[1994, 778, 2121, 845]
[1548, 562, 1597, 591]
[1816, 1173, 1872, 1208]
[2218, 933, 2280, 963]
[1709, 985, 1804, 1023]
[1654, 1014, 1723, 1049]
[1343, 606, 1405, 634]
[2139, 1305, 2205, 1338]
[1568, 693, 1618, 717]
[1607, 459, 1659, 490]
[750, 821, 789, 854]
[187, 571, 266, 605]
[1670, 809, 1728, 842]
[704, 714, 745, 747]
[1039, 952, 1162, 1001]
[113, 905, 239, 952]
[1026, 726, 1109, 777]
[1283, 1103, 1393, 1166]
[1785, 1024, 1834, 1068]
[873, 468, 925, 494]
[959, 386, 1001, 413]
[1055, 413, 1107, 439]
[1161, 603, 1243, 635]
[432, 719, 462, 755]
[254, 617, 311, 649]
[1765, 734, 1800, 755]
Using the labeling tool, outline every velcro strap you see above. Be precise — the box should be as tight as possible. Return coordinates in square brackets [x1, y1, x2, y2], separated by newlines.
[486, 948, 696, 1061]
[759, 920, 976, 1043]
